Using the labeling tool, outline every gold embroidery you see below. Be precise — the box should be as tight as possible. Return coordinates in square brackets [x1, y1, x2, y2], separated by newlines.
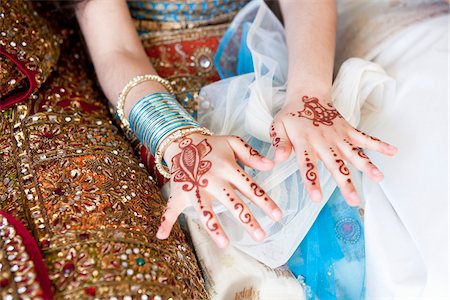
[140, 23, 228, 45]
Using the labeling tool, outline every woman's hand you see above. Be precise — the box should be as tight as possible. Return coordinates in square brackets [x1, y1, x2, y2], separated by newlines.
[271, 94, 397, 206]
[156, 133, 283, 248]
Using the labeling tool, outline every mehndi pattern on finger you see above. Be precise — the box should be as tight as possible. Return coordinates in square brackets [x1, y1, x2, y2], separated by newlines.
[236, 169, 270, 202]
[355, 128, 381, 141]
[330, 147, 350, 176]
[222, 188, 253, 225]
[289, 96, 342, 126]
[304, 150, 317, 186]
[343, 138, 371, 161]
[270, 124, 281, 147]
[235, 136, 261, 157]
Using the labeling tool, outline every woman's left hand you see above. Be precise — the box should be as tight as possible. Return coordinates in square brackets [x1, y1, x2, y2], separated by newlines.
[270, 93, 397, 206]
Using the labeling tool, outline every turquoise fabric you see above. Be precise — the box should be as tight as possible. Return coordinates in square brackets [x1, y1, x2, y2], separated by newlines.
[288, 189, 365, 299]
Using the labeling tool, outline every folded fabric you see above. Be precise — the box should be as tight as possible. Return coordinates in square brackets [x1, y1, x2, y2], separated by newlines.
[0, 0, 60, 110]
[0, 210, 54, 299]
[185, 215, 305, 300]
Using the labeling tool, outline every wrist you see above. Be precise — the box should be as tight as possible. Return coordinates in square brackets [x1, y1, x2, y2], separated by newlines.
[285, 78, 331, 100]
[284, 87, 332, 108]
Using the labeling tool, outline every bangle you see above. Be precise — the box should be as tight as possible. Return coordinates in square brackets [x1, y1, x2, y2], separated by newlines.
[128, 92, 201, 155]
[117, 74, 175, 133]
[155, 127, 213, 178]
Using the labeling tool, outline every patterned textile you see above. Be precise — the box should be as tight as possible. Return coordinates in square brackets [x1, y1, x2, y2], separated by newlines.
[0, 0, 207, 299]
[0, 0, 60, 110]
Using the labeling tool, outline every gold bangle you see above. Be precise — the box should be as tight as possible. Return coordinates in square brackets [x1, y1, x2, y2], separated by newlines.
[117, 74, 175, 132]
[155, 127, 213, 178]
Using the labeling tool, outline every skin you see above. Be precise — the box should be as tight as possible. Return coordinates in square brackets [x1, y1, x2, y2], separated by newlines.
[75, 0, 397, 248]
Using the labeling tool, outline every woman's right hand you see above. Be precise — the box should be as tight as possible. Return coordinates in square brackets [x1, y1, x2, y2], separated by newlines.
[156, 133, 283, 248]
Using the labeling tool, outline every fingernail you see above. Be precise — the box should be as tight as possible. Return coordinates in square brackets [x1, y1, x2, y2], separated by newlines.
[272, 208, 282, 221]
[261, 157, 273, 163]
[156, 228, 164, 239]
[253, 229, 266, 241]
[349, 192, 360, 204]
[311, 190, 322, 202]
[372, 168, 383, 177]
[216, 235, 228, 248]
[388, 145, 397, 152]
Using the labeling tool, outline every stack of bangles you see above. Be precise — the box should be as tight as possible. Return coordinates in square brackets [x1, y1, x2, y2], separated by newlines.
[117, 74, 212, 178]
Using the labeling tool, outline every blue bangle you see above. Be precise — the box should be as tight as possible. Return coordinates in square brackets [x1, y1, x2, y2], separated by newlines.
[128, 92, 202, 155]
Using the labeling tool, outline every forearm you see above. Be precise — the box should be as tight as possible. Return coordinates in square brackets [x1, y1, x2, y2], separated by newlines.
[93, 50, 166, 116]
[280, 0, 336, 102]
[75, 0, 165, 117]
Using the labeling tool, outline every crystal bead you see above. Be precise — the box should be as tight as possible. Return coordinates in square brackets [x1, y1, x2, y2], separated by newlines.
[85, 287, 96, 296]
[63, 262, 75, 276]
[0, 278, 10, 287]
[199, 55, 211, 69]
[136, 257, 145, 266]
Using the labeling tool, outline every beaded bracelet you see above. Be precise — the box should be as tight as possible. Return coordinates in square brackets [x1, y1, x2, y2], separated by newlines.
[117, 74, 175, 133]
[154, 127, 213, 178]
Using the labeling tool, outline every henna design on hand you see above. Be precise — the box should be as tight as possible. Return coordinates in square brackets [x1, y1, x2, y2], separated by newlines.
[304, 150, 317, 185]
[237, 169, 269, 201]
[250, 183, 265, 197]
[356, 149, 369, 159]
[336, 159, 350, 175]
[171, 138, 212, 191]
[289, 96, 342, 126]
[234, 203, 252, 224]
[344, 138, 369, 160]
[171, 138, 219, 233]
[270, 125, 281, 147]
[203, 211, 219, 232]
[236, 137, 261, 157]
[355, 129, 380, 141]
[223, 188, 254, 226]
[330, 148, 350, 176]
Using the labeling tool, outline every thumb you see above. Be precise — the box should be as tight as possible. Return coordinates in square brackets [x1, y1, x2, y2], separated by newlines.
[270, 120, 293, 162]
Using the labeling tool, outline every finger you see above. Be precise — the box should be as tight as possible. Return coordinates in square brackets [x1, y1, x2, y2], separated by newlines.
[317, 146, 360, 206]
[231, 167, 282, 221]
[193, 188, 229, 248]
[227, 136, 274, 171]
[270, 120, 293, 162]
[156, 195, 189, 239]
[341, 138, 384, 181]
[351, 128, 397, 156]
[217, 187, 266, 241]
[294, 146, 323, 202]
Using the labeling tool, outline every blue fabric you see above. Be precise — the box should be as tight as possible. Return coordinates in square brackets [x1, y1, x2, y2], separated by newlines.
[128, 1, 247, 23]
[288, 189, 365, 299]
[214, 10, 366, 299]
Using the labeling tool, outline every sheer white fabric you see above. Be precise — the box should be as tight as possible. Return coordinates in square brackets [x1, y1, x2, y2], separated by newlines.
[335, 2, 449, 296]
